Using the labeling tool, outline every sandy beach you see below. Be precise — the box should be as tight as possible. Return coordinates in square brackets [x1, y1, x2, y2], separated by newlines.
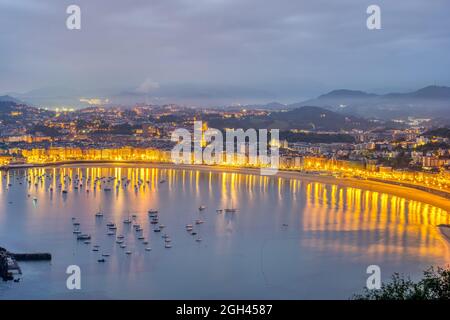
[438, 225, 450, 241]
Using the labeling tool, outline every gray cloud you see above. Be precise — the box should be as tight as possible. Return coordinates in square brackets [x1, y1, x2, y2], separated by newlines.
[1, 0, 449, 106]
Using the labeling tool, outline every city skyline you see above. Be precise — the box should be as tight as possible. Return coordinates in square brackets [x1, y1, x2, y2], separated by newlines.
[1, 0, 450, 303]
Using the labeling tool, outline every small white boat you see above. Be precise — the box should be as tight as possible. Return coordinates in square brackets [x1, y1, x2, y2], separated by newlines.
[196, 238, 202, 242]
[102, 253, 110, 257]
[95, 211, 103, 217]
[165, 243, 172, 248]
[107, 231, 115, 235]
[145, 247, 152, 251]
[125, 251, 132, 255]
[120, 244, 126, 248]
[106, 222, 115, 227]
[123, 218, 132, 224]
[116, 240, 124, 244]
[138, 236, 145, 240]
[73, 230, 82, 234]
[199, 205, 206, 211]
[117, 235, 124, 239]
[195, 219, 204, 225]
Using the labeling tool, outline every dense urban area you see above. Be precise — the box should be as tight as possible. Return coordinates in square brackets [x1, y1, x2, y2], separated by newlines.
[1, 97, 450, 195]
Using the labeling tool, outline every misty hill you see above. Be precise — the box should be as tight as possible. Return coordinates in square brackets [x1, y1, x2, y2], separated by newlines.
[424, 127, 450, 139]
[0, 98, 19, 113]
[206, 106, 372, 131]
[268, 106, 370, 130]
[298, 85, 450, 119]
[0, 98, 53, 125]
[318, 89, 378, 99]
[0, 95, 21, 104]
[385, 86, 450, 99]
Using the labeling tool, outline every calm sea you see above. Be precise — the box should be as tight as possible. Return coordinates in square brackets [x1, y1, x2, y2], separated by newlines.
[1, 164, 449, 299]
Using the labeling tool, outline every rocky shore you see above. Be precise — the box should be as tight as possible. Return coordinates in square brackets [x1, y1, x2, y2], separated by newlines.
[0, 247, 15, 281]
[1, 247, 51, 281]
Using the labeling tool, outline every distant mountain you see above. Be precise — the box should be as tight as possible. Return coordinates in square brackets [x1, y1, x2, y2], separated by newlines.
[297, 85, 450, 119]
[262, 101, 288, 110]
[318, 89, 378, 99]
[7, 87, 84, 107]
[385, 85, 450, 99]
[0, 95, 21, 104]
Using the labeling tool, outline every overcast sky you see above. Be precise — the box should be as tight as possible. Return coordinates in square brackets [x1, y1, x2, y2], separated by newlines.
[1, 0, 450, 106]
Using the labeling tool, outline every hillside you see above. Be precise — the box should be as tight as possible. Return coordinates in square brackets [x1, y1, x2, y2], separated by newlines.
[206, 106, 372, 131]
[0, 95, 21, 104]
[297, 85, 450, 119]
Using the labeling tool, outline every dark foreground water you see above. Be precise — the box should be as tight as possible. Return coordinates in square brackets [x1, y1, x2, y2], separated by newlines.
[1, 165, 449, 299]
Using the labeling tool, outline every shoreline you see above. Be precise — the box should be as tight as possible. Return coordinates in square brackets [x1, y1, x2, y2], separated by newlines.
[2, 160, 449, 213]
[438, 225, 450, 241]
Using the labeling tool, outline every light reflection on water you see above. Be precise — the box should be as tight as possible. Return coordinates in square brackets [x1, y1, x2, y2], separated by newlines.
[0, 165, 449, 299]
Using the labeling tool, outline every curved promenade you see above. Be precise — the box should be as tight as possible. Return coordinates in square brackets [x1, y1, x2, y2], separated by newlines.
[2, 160, 449, 213]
